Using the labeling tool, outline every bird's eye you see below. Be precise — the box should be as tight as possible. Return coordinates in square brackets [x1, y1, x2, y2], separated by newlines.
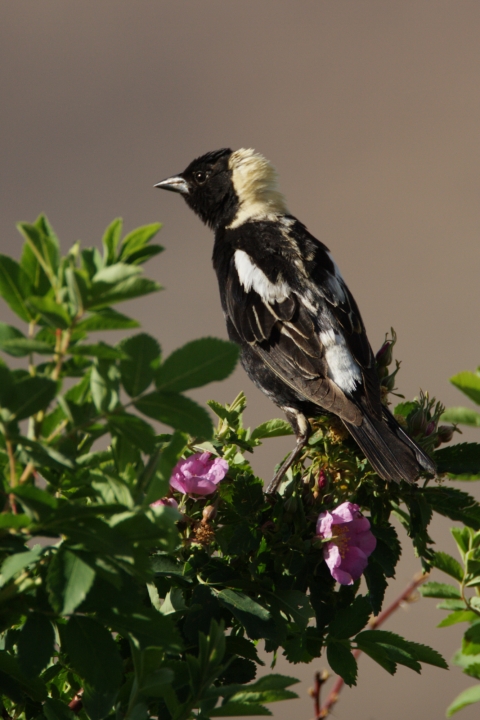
[194, 170, 207, 184]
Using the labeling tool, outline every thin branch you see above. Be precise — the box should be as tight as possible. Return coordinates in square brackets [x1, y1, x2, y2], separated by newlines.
[316, 571, 429, 719]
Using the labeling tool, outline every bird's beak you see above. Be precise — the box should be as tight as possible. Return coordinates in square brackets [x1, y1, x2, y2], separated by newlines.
[154, 175, 190, 195]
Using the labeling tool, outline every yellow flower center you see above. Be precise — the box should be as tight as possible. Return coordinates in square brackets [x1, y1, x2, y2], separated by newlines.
[331, 525, 349, 558]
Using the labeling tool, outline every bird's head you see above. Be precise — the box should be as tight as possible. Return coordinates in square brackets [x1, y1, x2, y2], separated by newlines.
[155, 148, 288, 230]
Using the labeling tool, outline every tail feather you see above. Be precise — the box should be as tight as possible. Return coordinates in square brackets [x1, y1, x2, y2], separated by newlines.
[343, 406, 436, 483]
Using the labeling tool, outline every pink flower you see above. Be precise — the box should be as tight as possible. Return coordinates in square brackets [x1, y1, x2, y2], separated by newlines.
[316, 502, 376, 585]
[169, 452, 228, 496]
[150, 497, 179, 510]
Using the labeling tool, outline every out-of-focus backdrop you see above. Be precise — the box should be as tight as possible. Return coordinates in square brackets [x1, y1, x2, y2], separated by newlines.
[1, 2, 479, 718]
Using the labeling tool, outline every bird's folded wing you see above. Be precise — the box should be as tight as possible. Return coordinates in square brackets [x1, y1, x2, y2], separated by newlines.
[225, 266, 380, 425]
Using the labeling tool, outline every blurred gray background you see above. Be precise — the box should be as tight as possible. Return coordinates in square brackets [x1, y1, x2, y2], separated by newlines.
[1, 2, 480, 718]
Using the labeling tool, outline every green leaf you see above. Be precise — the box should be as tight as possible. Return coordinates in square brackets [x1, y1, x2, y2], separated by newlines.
[0, 513, 30, 530]
[356, 630, 447, 670]
[251, 419, 294, 440]
[225, 636, 265, 666]
[90, 360, 120, 413]
[47, 549, 96, 615]
[26, 296, 71, 329]
[61, 615, 122, 691]
[431, 551, 464, 582]
[0, 337, 54, 356]
[328, 596, 371, 639]
[17, 613, 55, 677]
[119, 222, 162, 261]
[393, 401, 417, 418]
[437, 610, 478, 627]
[119, 333, 161, 396]
[271, 590, 313, 630]
[209, 703, 271, 716]
[434, 443, 480, 477]
[17, 220, 59, 280]
[422, 486, 480, 529]
[108, 413, 157, 455]
[0, 323, 28, 358]
[154, 338, 239, 392]
[8, 375, 57, 420]
[0, 254, 34, 321]
[70, 342, 127, 360]
[76, 307, 140, 332]
[43, 698, 75, 720]
[135, 391, 213, 438]
[102, 218, 123, 265]
[442, 407, 480, 427]
[447, 685, 480, 717]
[326, 641, 357, 686]
[0, 649, 47, 701]
[0, 545, 43, 585]
[451, 371, 480, 406]
[420, 582, 461, 599]
[217, 589, 271, 622]
[462, 624, 480, 655]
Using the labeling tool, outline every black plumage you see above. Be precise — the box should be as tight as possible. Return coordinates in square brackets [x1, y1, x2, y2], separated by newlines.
[155, 148, 436, 492]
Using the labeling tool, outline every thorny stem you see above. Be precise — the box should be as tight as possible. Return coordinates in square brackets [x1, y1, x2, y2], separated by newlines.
[314, 571, 429, 719]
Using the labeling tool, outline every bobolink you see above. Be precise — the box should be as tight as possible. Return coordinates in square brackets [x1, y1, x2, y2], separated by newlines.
[155, 148, 435, 492]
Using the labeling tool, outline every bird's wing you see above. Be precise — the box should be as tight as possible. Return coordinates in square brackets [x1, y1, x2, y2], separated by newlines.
[225, 240, 382, 424]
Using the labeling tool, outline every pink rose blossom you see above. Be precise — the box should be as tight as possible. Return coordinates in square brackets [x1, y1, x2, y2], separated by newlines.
[316, 501, 376, 585]
[169, 452, 228, 496]
[150, 497, 179, 510]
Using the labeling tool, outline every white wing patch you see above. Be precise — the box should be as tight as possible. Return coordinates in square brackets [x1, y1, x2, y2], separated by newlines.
[319, 328, 361, 393]
[234, 250, 290, 304]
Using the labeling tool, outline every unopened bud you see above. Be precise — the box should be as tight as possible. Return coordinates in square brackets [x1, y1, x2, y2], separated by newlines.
[409, 408, 427, 435]
[284, 496, 298, 513]
[202, 504, 217, 524]
[376, 342, 393, 368]
[382, 373, 396, 391]
[425, 421, 436, 437]
[317, 469, 327, 490]
[437, 425, 455, 444]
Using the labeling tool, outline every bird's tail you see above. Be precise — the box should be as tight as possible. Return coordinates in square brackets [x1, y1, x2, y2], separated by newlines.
[343, 406, 436, 483]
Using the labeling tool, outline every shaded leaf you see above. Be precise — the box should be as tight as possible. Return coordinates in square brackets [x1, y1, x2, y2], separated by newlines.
[328, 596, 371, 639]
[154, 338, 239, 392]
[61, 616, 122, 691]
[326, 641, 357, 686]
[119, 333, 160, 396]
[47, 549, 96, 615]
[420, 582, 461, 599]
[18, 614, 55, 677]
[135, 391, 213, 438]
[26, 296, 71, 329]
[76, 307, 140, 332]
[431, 551, 464, 582]
[0, 323, 28, 358]
[434, 443, 480, 477]
[0, 254, 34, 322]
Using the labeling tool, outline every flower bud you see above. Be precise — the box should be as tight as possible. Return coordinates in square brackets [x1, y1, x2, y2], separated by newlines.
[437, 425, 455, 444]
[376, 342, 393, 368]
[425, 421, 436, 437]
[202, 504, 217, 523]
[317, 469, 327, 490]
[408, 408, 427, 436]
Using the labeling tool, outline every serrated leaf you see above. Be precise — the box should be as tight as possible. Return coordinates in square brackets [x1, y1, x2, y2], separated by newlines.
[422, 486, 480, 530]
[119, 333, 161, 396]
[225, 636, 264, 666]
[108, 413, 157, 455]
[326, 641, 357, 686]
[135, 391, 213, 438]
[356, 630, 447, 670]
[446, 684, 480, 716]
[431, 551, 464, 582]
[0, 337, 54, 356]
[17, 220, 59, 280]
[155, 338, 239, 393]
[0, 648, 47, 701]
[393, 401, 417, 418]
[420, 581, 461, 599]
[451, 371, 480, 406]
[434, 443, 480, 477]
[364, 561, 388, 615]
[250, 419, 294, 440]
[272, 590, 313, 630]
[90, 360, 120, 413]
[47, 549, 96, 615]
[0, 254, 34, 322]
[442, 407, 480, 427]
[328, 596, 371, 639]
[145, 431, 187, 503]
[17, 614, 55, 677]
[61, 616, 122, 691]
[76, 307, 140, 332]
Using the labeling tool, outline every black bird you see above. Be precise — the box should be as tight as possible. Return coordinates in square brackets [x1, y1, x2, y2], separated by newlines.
[155, 148, 435, 493]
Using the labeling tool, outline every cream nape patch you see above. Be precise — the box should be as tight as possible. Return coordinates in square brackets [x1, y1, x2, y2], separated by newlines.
[234, 250, 290, 304]
[227, 148, 288, 228]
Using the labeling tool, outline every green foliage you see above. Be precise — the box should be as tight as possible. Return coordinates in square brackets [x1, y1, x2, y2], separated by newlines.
[0, 215, 477, 719]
